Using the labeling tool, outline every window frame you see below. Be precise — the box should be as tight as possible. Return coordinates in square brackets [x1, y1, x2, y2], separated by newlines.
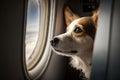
[23, 0, 57, 79]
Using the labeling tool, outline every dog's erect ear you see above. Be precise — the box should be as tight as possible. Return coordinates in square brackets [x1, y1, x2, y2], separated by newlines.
[64, 6, 80, 27]
[92, 10, 99, 27]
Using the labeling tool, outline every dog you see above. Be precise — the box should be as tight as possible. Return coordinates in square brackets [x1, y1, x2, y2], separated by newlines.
[50, 6, 98, 79]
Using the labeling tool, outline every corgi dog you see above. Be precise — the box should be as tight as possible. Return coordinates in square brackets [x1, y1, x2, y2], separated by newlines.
[50, 6, 98, 79]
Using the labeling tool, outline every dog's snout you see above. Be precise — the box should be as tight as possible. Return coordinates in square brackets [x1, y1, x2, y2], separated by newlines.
[50, 38, 59, 47]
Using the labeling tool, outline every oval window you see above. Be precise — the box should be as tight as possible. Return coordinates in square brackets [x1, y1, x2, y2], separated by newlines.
[24, 0, 56, 79]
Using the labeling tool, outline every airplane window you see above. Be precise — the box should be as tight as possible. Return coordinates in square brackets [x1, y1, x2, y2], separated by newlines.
[25, 0, 39, 68]
[24, 0, 56, 79]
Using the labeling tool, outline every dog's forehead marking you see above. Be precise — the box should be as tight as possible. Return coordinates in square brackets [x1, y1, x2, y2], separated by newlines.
[67, 17, 89, 33]
[67, 18, 81, 32]
[66, 17, 96, 39]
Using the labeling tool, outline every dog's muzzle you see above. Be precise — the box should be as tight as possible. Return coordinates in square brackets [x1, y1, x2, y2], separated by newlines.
[50, 38, 78, 54]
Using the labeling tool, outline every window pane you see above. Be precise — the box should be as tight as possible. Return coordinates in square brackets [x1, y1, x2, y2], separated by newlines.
[25, 0, 39, 62]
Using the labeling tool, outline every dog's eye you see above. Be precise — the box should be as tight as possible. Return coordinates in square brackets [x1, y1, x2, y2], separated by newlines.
[74, 27, 82, 33]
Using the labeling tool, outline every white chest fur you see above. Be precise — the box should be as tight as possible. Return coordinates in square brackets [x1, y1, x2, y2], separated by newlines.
[70, 55, 91, 78]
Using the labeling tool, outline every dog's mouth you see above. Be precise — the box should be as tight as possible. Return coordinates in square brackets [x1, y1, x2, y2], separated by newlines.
[54, 48, 78, 54]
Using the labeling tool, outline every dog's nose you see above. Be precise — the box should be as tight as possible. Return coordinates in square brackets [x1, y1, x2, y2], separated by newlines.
[50, 38, 59, 47]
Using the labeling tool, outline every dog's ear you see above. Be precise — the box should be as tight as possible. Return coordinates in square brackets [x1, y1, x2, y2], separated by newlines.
[92, 10, 99, 27]
[64, 6, 80, 27]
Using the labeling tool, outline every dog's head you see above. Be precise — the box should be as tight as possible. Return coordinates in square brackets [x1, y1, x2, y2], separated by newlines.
[50, 6, 98, 57]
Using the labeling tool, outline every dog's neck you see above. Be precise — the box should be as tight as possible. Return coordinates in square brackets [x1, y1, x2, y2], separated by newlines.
[78, 49, 93, 65]
[70, 50, 93, 78]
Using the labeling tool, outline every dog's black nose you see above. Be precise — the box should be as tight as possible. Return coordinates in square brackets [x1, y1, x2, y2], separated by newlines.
[50, 38, 59, 47]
